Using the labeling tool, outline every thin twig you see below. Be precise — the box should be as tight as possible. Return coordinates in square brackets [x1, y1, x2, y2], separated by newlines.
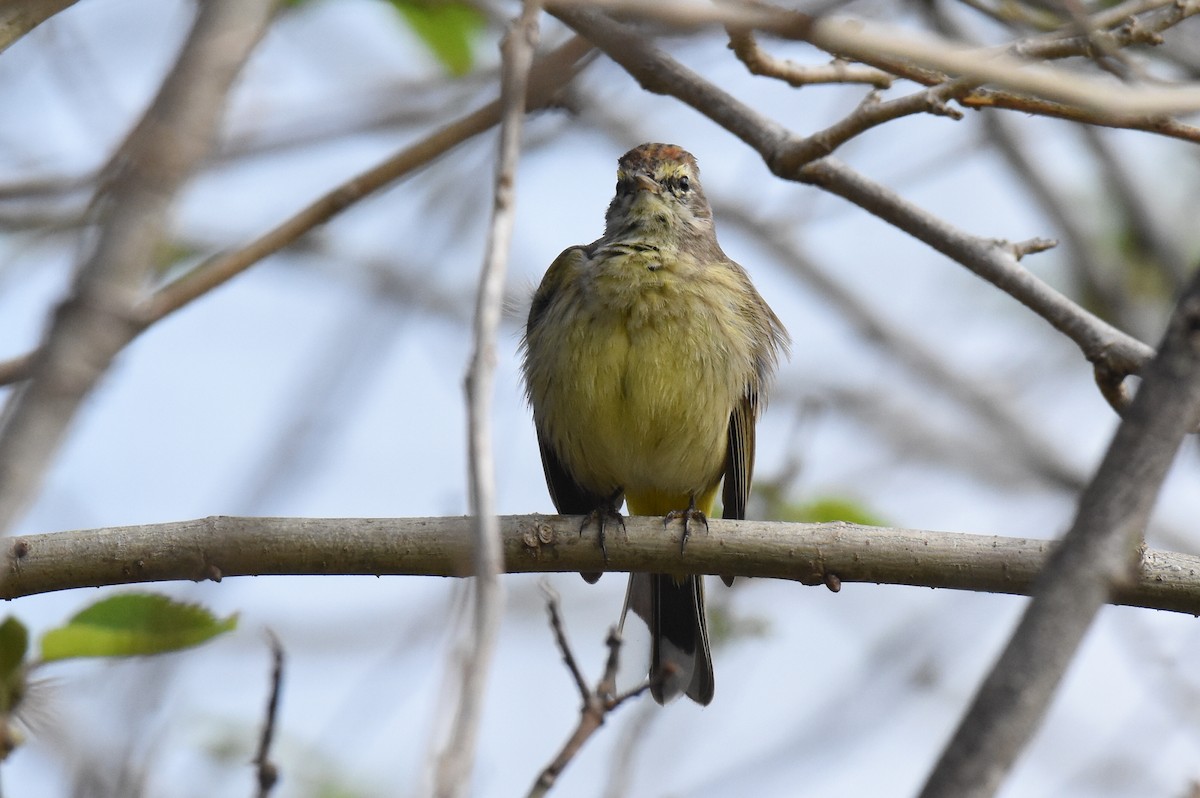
[253, 632, 285, 798]
[1006, 237, 1058, 260]
[811, 1, 1200, 147]
[0, 0, 278, 537]
[956, 87, 1200, 145]
[434, 4, 541, 796]
[727, 28, 893, 88]
[528, 589, 649, 798]
[542, 583, 591, 699]
[920, 266, 1200, 798]
[978, 110, 1134, 331]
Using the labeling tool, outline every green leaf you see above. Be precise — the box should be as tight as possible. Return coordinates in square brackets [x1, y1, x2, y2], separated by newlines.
[0, 617, 27, 680]
[780, 496, 885, 527]
[0, 617, 28, 715]
[40, 593, 237, 662]
[389, 0, 483, 77]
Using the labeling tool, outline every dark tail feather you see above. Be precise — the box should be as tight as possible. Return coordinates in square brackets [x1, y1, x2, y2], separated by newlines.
[626, 573, 714, 705]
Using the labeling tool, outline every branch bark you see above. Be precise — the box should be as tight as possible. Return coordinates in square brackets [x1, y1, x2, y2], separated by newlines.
[5, 515, 1200, 614]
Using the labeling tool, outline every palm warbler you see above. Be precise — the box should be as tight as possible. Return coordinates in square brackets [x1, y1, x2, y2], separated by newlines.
[522, 143, 789, 705]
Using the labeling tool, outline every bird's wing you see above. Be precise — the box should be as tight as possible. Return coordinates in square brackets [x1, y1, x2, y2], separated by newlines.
[536, 430, 611, 516]
[722, 389, 758, 521]
[719, 391, 757, 587]
[526, 245, 586, 338]
[525, 245, 611, 514]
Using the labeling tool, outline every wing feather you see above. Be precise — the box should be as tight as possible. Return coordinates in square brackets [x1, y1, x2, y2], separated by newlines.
[722, 391, 758, 521]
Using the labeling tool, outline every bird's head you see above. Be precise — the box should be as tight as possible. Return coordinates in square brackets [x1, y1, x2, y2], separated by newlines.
[603, 143, 715, 243]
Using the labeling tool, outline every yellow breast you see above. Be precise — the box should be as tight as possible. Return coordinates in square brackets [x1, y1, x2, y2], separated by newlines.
[527, 246, 756, 510]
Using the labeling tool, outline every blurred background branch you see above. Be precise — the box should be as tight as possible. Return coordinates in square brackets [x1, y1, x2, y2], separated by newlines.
[0, 0, 279, 535]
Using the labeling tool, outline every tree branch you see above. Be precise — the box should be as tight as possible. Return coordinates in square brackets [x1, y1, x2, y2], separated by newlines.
[548, 0, 1200, 117]
[727, 28, 893, 88]
[978, 111, 1133, 328]
[435, 4, 541, 797]
[527, 587, 648, 798]
[253, 633, 284, 798]
[794, 157, 1155, 383]
[0, 0, 279, 535]
[920, 270, 1200, 798]
[790, 3, 1200, 118]
[139, 35, 589, 331]
[5, 516, 1200, 614]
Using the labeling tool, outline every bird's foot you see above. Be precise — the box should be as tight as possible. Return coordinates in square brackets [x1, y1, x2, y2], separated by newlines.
[579, 489, 625, 582]
[664, 497, 707, 555]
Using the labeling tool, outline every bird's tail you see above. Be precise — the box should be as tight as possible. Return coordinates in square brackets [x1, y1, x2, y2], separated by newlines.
[624, 572, 714, 705]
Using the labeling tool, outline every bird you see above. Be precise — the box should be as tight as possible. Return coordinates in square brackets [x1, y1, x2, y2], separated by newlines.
[521, 142, 788, 705]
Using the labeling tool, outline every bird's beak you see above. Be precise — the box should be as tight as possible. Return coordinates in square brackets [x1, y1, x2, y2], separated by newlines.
[634, 173, 660, 194]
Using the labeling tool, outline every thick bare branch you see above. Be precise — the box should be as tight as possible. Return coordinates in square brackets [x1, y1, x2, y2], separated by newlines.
[0, 0, 278, 535]
[5, 516, 1200, 615]
[920, 270, 1200, 798]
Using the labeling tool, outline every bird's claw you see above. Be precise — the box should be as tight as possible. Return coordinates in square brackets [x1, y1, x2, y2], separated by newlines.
[664, 500, 707, 555]
[582, 495, 625, 563]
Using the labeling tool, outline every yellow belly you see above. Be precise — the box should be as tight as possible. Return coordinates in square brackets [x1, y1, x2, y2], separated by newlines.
[532, 256, 753, 514]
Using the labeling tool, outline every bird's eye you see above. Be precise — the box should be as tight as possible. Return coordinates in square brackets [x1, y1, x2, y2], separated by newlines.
[677, 176, 690, 192]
